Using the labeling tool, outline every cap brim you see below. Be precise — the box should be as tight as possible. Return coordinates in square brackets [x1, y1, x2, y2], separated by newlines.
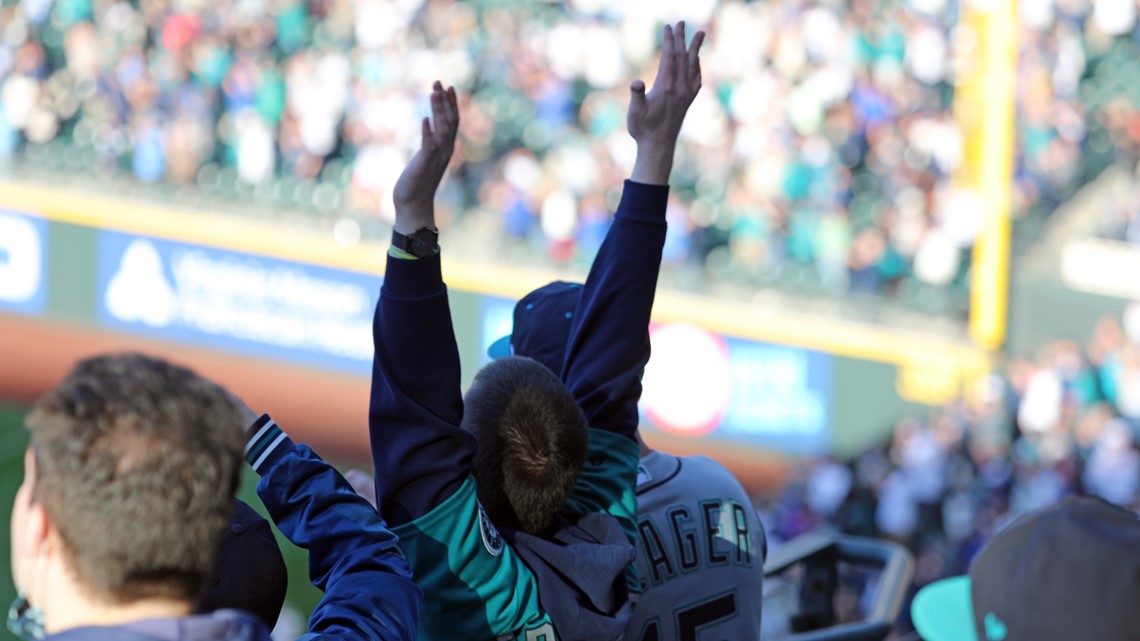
[487, 335, 512, 360]
[912, 576, 977, 641]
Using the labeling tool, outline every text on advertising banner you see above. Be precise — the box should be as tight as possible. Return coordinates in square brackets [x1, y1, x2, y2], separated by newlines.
[96, 230, 381, 375]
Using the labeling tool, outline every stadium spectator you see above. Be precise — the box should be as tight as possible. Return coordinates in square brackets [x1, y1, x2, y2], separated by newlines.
[7, 354, 262, 641]
[1, 0, 1137, 310]
[6, 353, 419, 641]
[350, 270, 770, 638]
[1096, 178, 1140, 244]
[911, 496, 1140, 641]
[344, 429, 769, 641]
[758, 302, 1140, 635]
[485, 280, 768, 639]
[366, 22, 702, 640]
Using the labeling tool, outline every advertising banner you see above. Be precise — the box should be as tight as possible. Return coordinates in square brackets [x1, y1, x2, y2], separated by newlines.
[0, 178, 987, 458]
[640, 323, 832, 455]
[0, 211, 47, 317]
[95, 230, 382, 375]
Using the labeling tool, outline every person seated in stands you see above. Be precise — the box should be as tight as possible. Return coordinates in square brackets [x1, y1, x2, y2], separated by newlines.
[911, 496, 1140, 641]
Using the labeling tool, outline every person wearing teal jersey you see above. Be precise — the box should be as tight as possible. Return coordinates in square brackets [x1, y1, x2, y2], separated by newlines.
[366, 21, 704, 641]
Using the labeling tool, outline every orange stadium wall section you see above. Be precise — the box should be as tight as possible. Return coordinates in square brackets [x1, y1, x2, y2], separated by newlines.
[0, 182, 992, 488]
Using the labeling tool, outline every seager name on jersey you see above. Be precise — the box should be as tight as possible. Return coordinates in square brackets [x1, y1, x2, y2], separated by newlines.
[636, 499, 754, 586]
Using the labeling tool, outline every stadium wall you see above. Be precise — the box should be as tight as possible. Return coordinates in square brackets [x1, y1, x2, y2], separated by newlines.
[0, 181, 994, 487]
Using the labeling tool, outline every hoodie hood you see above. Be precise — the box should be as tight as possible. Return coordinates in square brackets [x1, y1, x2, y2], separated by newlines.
[503, 510, 636, 641]
[45, 610, 273, 641]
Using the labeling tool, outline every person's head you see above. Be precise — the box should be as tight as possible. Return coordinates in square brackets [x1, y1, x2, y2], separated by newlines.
[9, 353, 244, 629]
[198, 499, 288, 630]
[911, 496, 1140, 641]
[490, 280, 657, 462]
[463, 356, 588, 535]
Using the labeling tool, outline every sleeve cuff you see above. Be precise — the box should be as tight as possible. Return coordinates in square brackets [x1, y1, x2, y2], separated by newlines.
[615, 180, 670, 225]
[245, 414, 294, 475]
[389, 246, 421, 260]
[382, 251, 445, 299]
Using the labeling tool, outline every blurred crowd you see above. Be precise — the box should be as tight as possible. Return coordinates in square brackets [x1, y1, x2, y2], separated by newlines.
[0, 0, 1139, 309]
[1097, 174, 1140, 242]
[762, 302, 1140, 628]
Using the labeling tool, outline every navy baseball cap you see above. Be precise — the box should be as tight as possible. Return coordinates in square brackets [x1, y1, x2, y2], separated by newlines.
[911, 497, 1140, 641]
[488, 281, 583, 375]
[198, 499, 288, 630]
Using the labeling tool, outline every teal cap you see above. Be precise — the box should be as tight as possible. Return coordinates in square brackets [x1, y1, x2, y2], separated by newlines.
[911, 576, 978, 641]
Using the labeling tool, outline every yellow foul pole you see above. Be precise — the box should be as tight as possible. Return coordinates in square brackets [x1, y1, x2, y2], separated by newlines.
[957, 0, 1017, 350]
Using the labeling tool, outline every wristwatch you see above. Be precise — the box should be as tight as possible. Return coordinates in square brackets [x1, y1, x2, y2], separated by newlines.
[391, 226, 439, 258]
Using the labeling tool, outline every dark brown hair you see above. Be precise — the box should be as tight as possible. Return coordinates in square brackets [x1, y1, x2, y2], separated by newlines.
[464, 356, 588, 534]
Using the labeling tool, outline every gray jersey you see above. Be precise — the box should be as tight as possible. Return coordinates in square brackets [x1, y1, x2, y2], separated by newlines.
[628, 451, 766, 641]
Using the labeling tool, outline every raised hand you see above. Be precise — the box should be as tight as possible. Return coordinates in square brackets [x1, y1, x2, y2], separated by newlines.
[392, 81, 460, 233]
[628, 22, 704, 156]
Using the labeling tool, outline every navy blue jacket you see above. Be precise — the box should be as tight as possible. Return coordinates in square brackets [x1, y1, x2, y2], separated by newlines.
[244, 418, 422, 640]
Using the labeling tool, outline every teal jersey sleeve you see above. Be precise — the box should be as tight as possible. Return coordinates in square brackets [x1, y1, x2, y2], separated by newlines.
[563, 427, 641, 592]
[392, 476, 557, 641]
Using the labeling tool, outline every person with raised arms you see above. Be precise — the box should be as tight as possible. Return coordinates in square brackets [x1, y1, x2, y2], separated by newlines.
[365, 21, 704, 641]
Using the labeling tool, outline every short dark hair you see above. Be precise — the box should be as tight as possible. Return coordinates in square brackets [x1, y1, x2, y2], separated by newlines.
[25, 353, 244, 604]
[464, 356, 588, 534]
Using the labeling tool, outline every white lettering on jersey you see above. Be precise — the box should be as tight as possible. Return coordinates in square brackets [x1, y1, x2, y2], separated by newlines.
[637, 463, 653, 487]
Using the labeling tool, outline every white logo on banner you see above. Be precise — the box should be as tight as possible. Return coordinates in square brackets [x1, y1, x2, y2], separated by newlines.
[0, 214, 43, 304]
[103, 236, 373, 362]
[106, 240, 176, 327]
[641, 323, 732, 436]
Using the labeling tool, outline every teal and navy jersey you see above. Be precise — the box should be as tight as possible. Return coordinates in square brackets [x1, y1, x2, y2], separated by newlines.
[369, 181, 670, 641]
[391, 476, 553, 640]
[627, 451, 767, 641]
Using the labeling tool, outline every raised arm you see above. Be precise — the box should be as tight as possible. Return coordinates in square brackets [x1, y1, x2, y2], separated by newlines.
[562, 22, 705, 439]
[368, 82, 472, 528]
[368, 84, 560, 640]
[228, 396, 420, 641]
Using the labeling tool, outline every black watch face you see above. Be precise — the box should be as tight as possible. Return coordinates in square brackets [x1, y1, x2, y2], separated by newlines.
[412, 229, 437, 245]
[410, 229, 438, 255]
[392, 227, 437, 257]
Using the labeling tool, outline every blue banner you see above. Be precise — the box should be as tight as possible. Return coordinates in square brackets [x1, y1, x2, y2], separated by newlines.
[0, 211, 48, 317]
[719, 338, 832, 454]
[96, 231, 382, 374]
